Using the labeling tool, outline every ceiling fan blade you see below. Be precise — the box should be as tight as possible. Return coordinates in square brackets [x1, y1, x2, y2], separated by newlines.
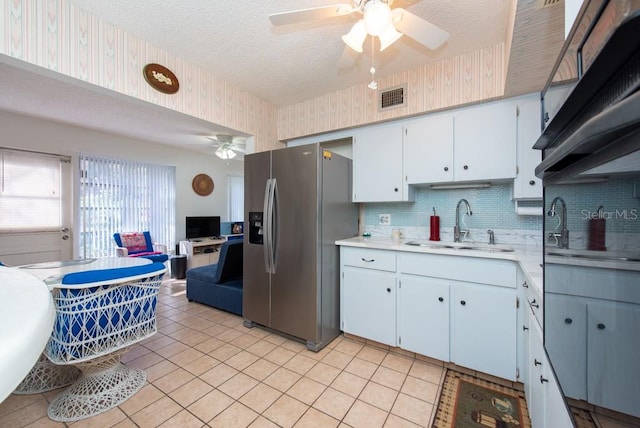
[269, 4, 354, 26]
[391, 8, 449, 50]
[232, 146, 246, 154]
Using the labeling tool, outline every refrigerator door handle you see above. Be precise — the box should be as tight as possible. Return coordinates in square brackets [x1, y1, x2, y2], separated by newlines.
[263, 179, 273, 273]
[271, 178, 278, 274]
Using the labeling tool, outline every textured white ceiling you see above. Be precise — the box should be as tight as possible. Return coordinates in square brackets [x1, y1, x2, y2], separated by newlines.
[0, 0, 565, 154]
[64, 0, 513, 106]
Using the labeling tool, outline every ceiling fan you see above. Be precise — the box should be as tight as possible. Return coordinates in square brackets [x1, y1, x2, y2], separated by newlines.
[208, 135, 246, 160]
[269, 0, 450, 53]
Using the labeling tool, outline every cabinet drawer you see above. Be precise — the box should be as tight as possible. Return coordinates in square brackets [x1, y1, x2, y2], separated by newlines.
[399, 253, 516, 288]
[342, 247, 396, 272]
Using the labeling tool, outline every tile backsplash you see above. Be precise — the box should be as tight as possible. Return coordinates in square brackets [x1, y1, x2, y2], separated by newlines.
[363, 183, 543, 246]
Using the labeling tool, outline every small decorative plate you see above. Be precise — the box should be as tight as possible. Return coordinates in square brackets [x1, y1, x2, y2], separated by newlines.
[143, 63, 179, 94]
[192, 174, 214, 196]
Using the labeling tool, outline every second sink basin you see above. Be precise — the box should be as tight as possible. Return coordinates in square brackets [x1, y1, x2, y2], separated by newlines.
[405, 241, 514, 253]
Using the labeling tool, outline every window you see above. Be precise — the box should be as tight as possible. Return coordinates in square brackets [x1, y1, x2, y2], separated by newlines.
[0, 148, 68, 231]
[79, 154, 176, 258]
[228, 175, 244, 222]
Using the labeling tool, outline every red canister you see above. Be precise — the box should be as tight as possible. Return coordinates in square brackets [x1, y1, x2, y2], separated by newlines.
[429, 216, 440, 241]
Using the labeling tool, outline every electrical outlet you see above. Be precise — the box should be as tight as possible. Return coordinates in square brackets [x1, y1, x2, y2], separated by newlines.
[379, 214, 391, 225]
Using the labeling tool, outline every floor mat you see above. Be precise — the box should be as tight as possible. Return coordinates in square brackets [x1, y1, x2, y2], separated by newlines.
[433, 370, 531, 428]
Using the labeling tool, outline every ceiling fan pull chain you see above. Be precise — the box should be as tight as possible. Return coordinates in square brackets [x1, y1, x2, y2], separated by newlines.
[368, 38, 377, 90]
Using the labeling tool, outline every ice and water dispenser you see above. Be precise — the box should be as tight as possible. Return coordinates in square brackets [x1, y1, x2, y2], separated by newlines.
[248, 212, 263, 245]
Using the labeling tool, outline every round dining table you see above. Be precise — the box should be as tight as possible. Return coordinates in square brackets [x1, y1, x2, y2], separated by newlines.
[0, 266, 55, 403]
[19, 256, 151, 289]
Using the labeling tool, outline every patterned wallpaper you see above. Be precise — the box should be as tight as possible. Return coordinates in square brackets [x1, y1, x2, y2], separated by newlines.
[1, 0, 507, 148]
[0, 0, 280, 152]
[277, 43, 506, 141]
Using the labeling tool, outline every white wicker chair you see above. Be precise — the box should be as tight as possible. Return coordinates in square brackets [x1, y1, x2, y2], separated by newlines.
[44, 262, 166, 422]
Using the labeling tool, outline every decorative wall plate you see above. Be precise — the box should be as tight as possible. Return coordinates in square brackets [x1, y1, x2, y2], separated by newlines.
[143, 63, 179, 94]
[192, 174, 214, 196]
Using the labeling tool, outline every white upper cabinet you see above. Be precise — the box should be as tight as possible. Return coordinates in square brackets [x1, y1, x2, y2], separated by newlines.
[454, 99, 517, 182]
[404, 113, 454, 184]
[403, 98, 518, 185]
[352, 123, 414, 202]
[514, 94, 543, 199]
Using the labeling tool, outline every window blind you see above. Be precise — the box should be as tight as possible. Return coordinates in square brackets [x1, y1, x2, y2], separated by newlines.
[0, 148, 66, 231]
[228, 174, 244, 222]
[79, 154, 176, 258]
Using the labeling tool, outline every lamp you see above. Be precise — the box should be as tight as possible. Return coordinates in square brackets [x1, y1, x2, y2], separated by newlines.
[215, 146, 236, 160]
[342, 0, 403, 53]
[378, 24, 402, 51]
[341, 20, 367, 53]
[363, 0, 392, 36]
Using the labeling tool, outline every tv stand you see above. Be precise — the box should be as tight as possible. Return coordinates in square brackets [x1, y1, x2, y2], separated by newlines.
[179, 238, 226, 269]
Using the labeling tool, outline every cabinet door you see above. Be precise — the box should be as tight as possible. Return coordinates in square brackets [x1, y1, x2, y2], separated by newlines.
[587, 301, 640, 418]
[341, 267, 397, 346]
[450, 282, 517, 380]
[398, 275, 449, 361]
[544, 293, 587, 400]
[516, 270, 529, 384]
[403, 114, 454, 184]
[352, 123, 408, 202]
[454, 100, 517, 182]
[513, 95, 542, 199]
[527, 318, 546, 428]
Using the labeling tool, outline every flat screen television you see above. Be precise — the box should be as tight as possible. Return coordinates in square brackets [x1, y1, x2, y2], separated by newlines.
[186, 216, 221, 240]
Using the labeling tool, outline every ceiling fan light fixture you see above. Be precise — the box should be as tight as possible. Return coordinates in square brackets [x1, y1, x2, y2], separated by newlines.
[363, 0, 392, 36]
[215, 146, 237, 160]
[378, 24, 402, 51]
[342, 20, 367, 53]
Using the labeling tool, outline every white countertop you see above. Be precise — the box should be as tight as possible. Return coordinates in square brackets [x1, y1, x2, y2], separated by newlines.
[336, 236, 543, 295]
[0, 266, 55, 403]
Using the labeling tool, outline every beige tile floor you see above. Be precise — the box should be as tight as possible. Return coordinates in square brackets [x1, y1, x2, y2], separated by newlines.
[0, 279, 446, 428]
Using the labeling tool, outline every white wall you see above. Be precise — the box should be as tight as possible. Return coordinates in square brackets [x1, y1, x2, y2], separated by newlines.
[0, 109, 244, 255]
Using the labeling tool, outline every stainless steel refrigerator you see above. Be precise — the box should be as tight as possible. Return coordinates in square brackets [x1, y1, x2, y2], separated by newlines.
[243, 143, 357, 351]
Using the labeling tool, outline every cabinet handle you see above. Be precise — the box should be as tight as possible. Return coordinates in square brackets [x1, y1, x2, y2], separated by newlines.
[544, 112, 550, 123]
[522, 281, 528, 288]
[534, 359, 542, 366]
[463, 165, 469, 170]
[460, 300, 466, 306]
[530, 299, 539, 309]
[394, 188, 399, 192]
[529, 180, 536, 186]
[361, 258, 375, 263]
[565, 318, 573, 324]
[540, 375, 549, 384]
[522, 325, 529, 331]
[597, 323, 606, 330]
[386, 288, 391, 293]
[444, 166, 449, 172]
[438, 297, 444, 302]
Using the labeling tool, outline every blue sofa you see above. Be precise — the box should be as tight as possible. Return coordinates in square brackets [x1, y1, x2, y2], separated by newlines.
[186, 240, 243, 315]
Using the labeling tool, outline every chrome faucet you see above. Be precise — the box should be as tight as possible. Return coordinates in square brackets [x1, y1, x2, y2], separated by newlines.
[454, 199, 472, 242]
[487, 229, 495, 245]
[548, 196, 569, 249]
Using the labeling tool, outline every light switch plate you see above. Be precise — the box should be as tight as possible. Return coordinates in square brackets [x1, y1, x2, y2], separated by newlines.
[379, 214, 391, 225]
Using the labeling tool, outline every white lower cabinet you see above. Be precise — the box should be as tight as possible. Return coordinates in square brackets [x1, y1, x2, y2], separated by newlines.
[342, 267, 397, 346]
[397, 275, 449, 361]
[341, 248, 397, 347]
[527, 315, 573, 428]
[450, 282, 516, 381]
[340, 246, 518, 381]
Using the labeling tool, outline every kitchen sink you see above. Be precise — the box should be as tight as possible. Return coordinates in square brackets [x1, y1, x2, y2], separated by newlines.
[405, 241, 514, 253]
[546, 249, 640, 262]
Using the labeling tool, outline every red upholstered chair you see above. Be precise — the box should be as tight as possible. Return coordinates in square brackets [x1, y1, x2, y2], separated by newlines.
[113, 231, 168, 264]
